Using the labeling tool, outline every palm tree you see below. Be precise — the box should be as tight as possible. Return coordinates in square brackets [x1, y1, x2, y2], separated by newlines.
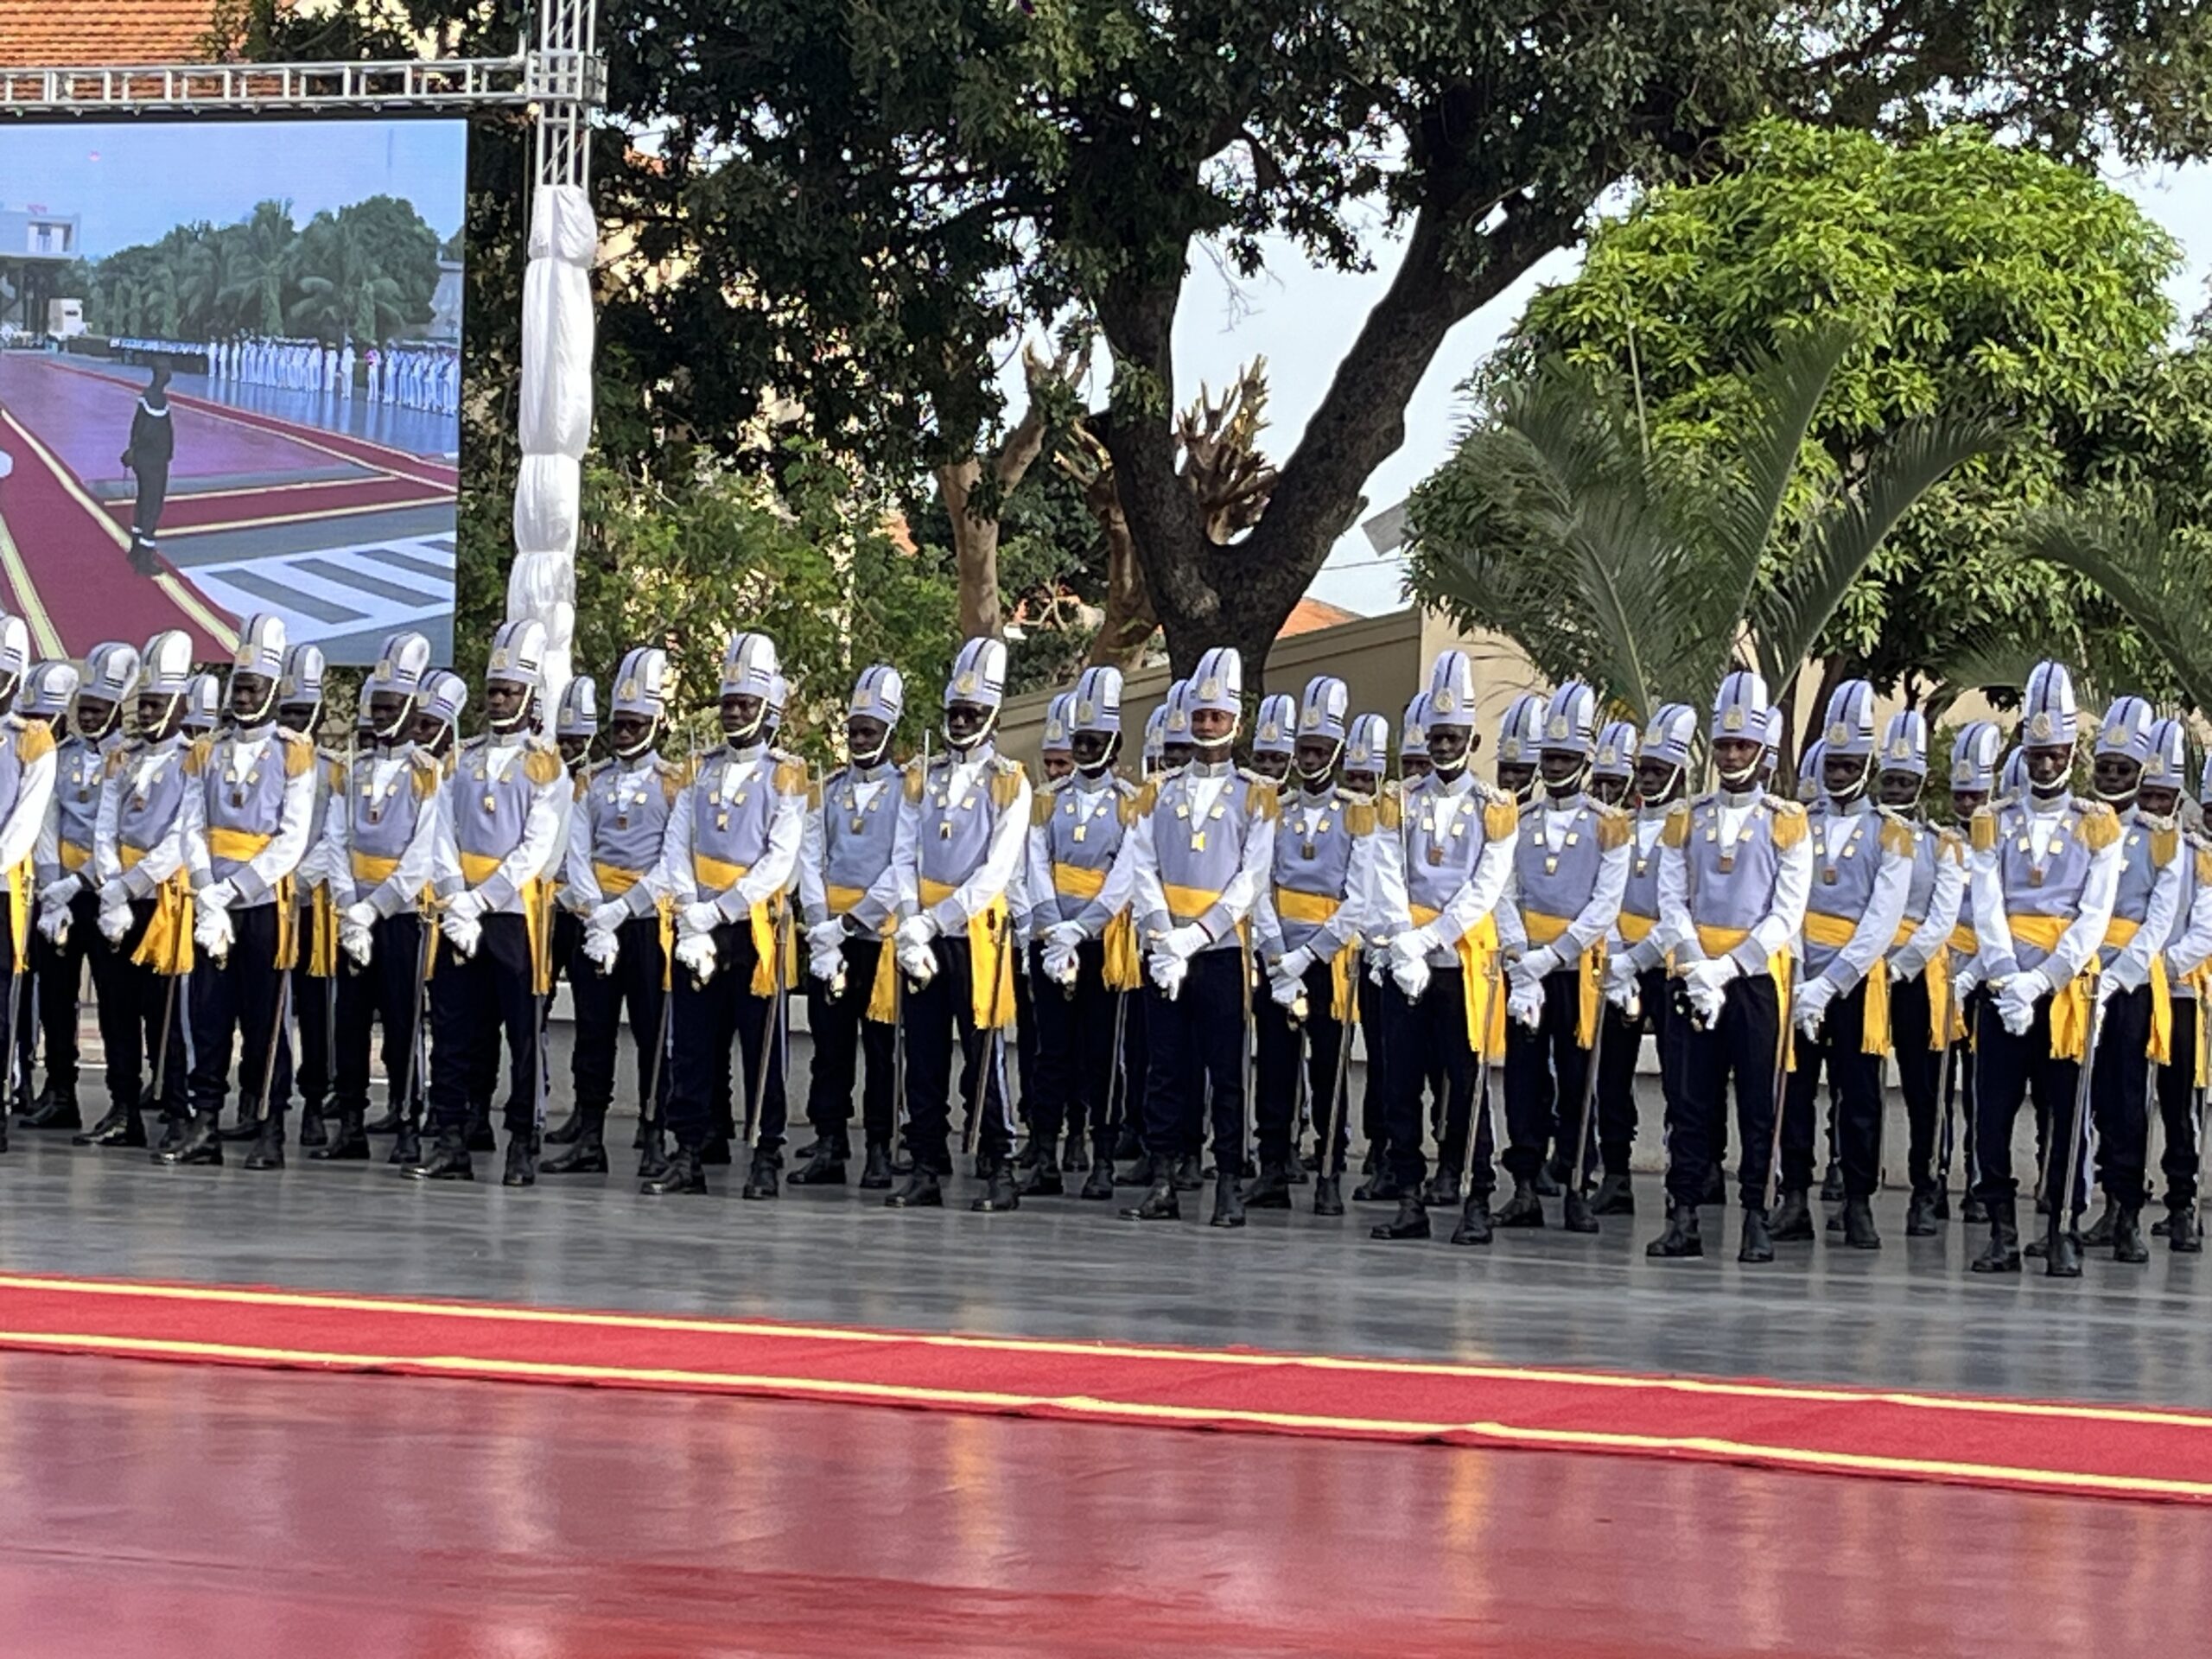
[1407, 330, 2008, 748]
[215, 200, 297, 337]
[2017, 491, 2212, 713]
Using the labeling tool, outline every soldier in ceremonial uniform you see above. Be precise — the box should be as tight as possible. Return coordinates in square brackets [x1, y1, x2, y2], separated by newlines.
[321, 632, 442, 1166]
[1370, 650, 1518, 1245]
[166, 615, 318, 1170]
[1493, 692, 1541, 808]
[0, 619, 54, 1155]
[413, 672, 467, 763]
[1249, 676, 1377, 1216]
[411, 620, 569, 1186]
[1945, 721, 2002, 1224]
[1646, 670, 1810, 1264]
[1966, 662, 2120, 1277]
[1140, 706, 1168, 779]
[639, 632, 807, 1198]
[1773, 681, 1913, 1250]
[1248, 693, 1295, 785]
[1157, 679, 1195, 774]
[1028, 665, 1141, 1201]
[10, 661, 71, 1122]
[1039, 694, 1075, 785]
[1497, 681, 1630, 1231]
[1332, 711, 1391, 1209]
[273, 643, 336, 1151]
[2071, 697, 2183, 1264]
[793, 665, 907, 1190]
[1596, 705, 1696, 1216]
[1114, 648, 1273, 1227]
[555, 651, 683, 1179]
[1588, 721, 1636, 810]
[1399, 695, 1432, 788]
[2156, 746, 2212, 1252]
[1878, 711, 1968, 1236]
[883, 637, 1031, 1213]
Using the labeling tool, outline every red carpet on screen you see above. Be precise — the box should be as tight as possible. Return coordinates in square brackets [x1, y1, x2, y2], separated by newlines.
[2, 1272, 2208, 1507]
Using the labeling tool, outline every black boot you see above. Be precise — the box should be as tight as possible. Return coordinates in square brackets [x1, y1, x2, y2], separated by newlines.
[1961, 1190, 1986, 1224]
[1932, 1186, 1951, 1220]
[543, 1105, 585, 1146]
[2082, 1199, 2118, 1248]
[1821, 1162, 1845, 1204]
[1016, 1155, 1064, 1197]
[390, 1120, 423, 1167]
[1532, 1161, 1562, 1198]
[156, 1111, 184, 1154]
[1592, 1172, 1636, 1216]
[365, 1105, 403, 1135]
[1351, 1167, 1403, 1203]
[885, 1168, 944, 1208]
[309, 1106, 371, 1161]
[1770, 1189, 1815, 1241]
[741, 1154, 779, 1200]
[464, 1103, 497, 1154]
[1243, 1161, 1293, 1210]
[860, 1141, 896, 1191]
[2112, 1203, 2148, 1264]
[1421, 1168, 1462, 1208]
[1738, 1205, 1773, 1263]
[2043, 1215, 2082, 1278]
[243, 1112, 287, 1171]
[1496, 1176, 1544, 1229]
[297, 1103, 328, 1150]
[1171, 1153, 1203, 1192]
[75, 1104, 145, 1147]
[1449, 1194, 1492, 1247]
[1209, 1174, 1246, 1229]
[1079, 1158, 1116, 1201]
[541, 1125, 608, 1175]
[1840, 1195, 1879, 1249]
[1370, 1195, 1429, 1241]
[1122, 1176, 1180, 1222]
[20, 1085, 81, 1131]
[1970, 1198, 2020, 1274]
[501, 1131, 540, 1187]
[1561, 1185, 1599, 1235]
[2169, 1205, 2203, 1254]
[972, 1160, 1020, 1213]
[155, 1109, 223, 1166]
[1313, 1173, 1344, 1217]
[1646, 1203, 1703, 1258]
[405, 1125, 473, 1181]
[640, 1145, 707, 1195]
[700, 1135, 733, 1166]
[635, 1122, 670, 1181]
[218, 1109, 260, 1143]
[787, 1141, 849, 1186]
[1115, 1151, 1156, 1188]
[1061, 1128, 1090, 1173]
[1905, 1187, 1942, 1236]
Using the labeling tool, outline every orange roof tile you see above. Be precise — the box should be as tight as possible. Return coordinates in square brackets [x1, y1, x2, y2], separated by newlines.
[1278, 597, 1359, 639]
[0, 1, 222, 67]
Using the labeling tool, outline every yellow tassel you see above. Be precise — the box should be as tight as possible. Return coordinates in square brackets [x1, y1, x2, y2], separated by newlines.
[776, 758, 811, 798]
[1662, 804, 1691, 849]
[523, 744, 563, 788]
[1246, 779, 1281, 821]
[1133, 779, 1160, 817]
[1880, 815, 1916, 858]
[1971, 808, 1997, 854]
[1031, 786, 1058, 828]
[283, 734, 313, 777]
[2078, 803, 2120, 852]
[1482, 796, 1518, 840]
[1344, 799, 1376, 837]
[2153, 825, 2180, 868]
[1770, 801, 1808, 851]
[1596, 805, 1630, 850]
[904, 762, 926, 804]
[15, 722, 54, 765]
[990, 760, 1025, 810]
[1378, 786, 1402, 831]
[183, 736, 213, 777]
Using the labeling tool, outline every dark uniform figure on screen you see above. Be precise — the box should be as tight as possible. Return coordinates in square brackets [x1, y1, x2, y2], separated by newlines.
[554, 650, 682, 1179]
[793, 665, 907, 1191]
[169, 613, 319, 1172]
[121, 365, 175, 577]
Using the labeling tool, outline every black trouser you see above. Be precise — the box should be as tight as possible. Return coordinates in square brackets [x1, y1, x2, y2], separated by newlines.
[570, 912, 668, 1130]
[1357, 973, 1392, 1164]
[1595, 966, 1672, 1179]
[803, 938, 896, 1152]
[2088, 980, 2154, 1207]
[2158, 997, 2202, 1209]
[187, 903, 294, 1124]
[131, 460, 168, 545]
[1013, 944, 1038, 1129]
[291, 954, 334, 1111]
[105, 901, 188, 1117]
[427, 913, 540, 1136]
[335, 912, 423, 1121]
[667, 920, 785, 1157]
[1890, 973, 1942, 1193]
[1255, 957, 1346, 1172]
[10, 951, 32, 1105]
[1503, 967, 1591, 1182]
[1026, 939, 1121, 1159]
[901, 934, 1014, 1173]
[34, 893, 100, 1090]
[1114, 986, 1148, 1151]
[1953, 985, 1988, 1193]
[1380, 969, 1490, 1193]
[1782, 977, 1884, 1199]
[1140, 949, 1245, 1168]
[1668, 972, 1782, 1208]
[1973, 993, 2088, 1215]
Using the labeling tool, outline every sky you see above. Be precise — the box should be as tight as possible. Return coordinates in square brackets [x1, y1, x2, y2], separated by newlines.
[1041, 157, 2212, 619]
[0, 118, 468, 259]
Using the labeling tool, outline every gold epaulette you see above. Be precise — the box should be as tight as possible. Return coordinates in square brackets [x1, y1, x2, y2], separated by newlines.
[2153, 824, 2180, 867]
[1482, 789, 1518, 841]
[773, 757, 810, 797]
[1769, 798, 1808, 851]
[1661, 802, 1691, 849]
[16, 721, 53, 765]
[1134, 778, 1160, 817]
[2078, 800, 2120, 852]
[989, 758, 1026, 810]
[182, 735, 214, 777]
[573, 772, 591, 803]
[411, 750, 441, 799]
[280, 728, 313, 778]
[522, 742, 563, 788]
[904, 760, 926, 804]
[1345, 798, 1376, 837]
[1594, 803, 1630, 851]
[2196, 843, 2212, 886]
[325, 758, 346, 791]
[1378, 783, 1403, 831]
[1938, 826, 1967, 864]
[1031, 788, 1057, 828]
[105, 745, 130, 779]
[1970, 805, 1997, 854]
[1879, 812, 1916, 858]
[1245, 778, 1281, 822]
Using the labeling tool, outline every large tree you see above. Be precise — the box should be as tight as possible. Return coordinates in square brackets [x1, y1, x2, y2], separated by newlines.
[247, 1, 2212, 679]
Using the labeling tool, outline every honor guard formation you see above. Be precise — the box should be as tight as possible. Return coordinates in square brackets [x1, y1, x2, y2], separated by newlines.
[6, 616, 2209, 1280]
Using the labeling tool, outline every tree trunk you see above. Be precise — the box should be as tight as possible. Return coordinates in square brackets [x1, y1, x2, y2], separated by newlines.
[935, 457, 1004, 644]
[1083, 481, 1157, 671]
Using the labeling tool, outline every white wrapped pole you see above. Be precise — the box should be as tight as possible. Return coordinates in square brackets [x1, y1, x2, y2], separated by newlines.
[507, 180, 595, 715]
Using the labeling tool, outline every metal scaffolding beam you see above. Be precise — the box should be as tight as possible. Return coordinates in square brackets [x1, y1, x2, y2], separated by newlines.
[0, 55, 532, 115]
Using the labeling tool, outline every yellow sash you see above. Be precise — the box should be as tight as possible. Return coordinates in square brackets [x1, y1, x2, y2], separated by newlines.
[461, 849, 556, 995]
[1689, 922, 1795, 1069]
[593, 861, 645, 899]
[2006, 912, 2097, 1060]
[1055, 863, 1141, 992]
[60, 842, 90, 872]
[1803, 911, 1888, 1055]
[207, 826, 272, 863]
[121, 846, 194, 976]
[920, 876, 1014, 1031]
[351, 851, 400, 887]
[2103, 916, 2175, 1065]
[1274, 887, 1359, 1020]
[1411, 904, 1503, 1061]
[1523, 908, 1602, 1048]
[1161, 880, 1249, 948]
[829, 883, 901, 1023]
[308, 883, 338, 977]
[691, 852, 785, 997]
[1617, 912, 1654, 944]
[3, 858, 26, 975]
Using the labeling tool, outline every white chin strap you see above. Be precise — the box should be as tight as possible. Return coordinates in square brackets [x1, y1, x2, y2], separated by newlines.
[232, 676, 277, 728]
[944, 706, 999, 752]
[847, 720, 891, 768]
[1077, 734, 1121, 779]
[1827, 760, 1869, 804]
[1296, 737, 1344, 785]
[1544, 758, 1591, 800]
[372, 696, 416, 743]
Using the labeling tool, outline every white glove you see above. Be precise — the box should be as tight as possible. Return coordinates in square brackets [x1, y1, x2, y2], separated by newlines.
[193, 901, 235, 960]
[1042, 940, 1079, 986]
[1954, 963, 1980, 1006]
[98, 890, 132, 943]
[1147, 948, 1188, 999]
[896, 912, 939, 952]
[38, 897, 71, 944]
[806, 918, 847, 958]
[1275, 944, 1314, 984]
[677, 899, 721, 938]
[1509, 979, 1544, 1029]
[1604, 973, 1641, 1020]
[1045, 920, 1089, 953]
[200, 878, 236, 912]
[1685, 981, 1726, 1027]
[1997, 968, 2050, 1036]
[1157, 923, 1207, 963]
[897, 938, 937, 986]
[1794, 975, 1836, 1037]
[592, 900, 632, 936]
[1890, 951, 1923, 985]
[341, 899, 375, 933]
[444, 888, 487, 927]
[1679, 957, 1734, 1001]
[37, 875, 79, 910]
[582, 926, 620, 973]
[809, 940, 845, 983]
[1390, 953, 1432, 1002]
[340, 918, 375, 968]
[674, 929, 717, 984]
[441, 911, 482, 959]
[1389, 927, 1435, 971]
[1513, 945, 1560, 986]
[1268, 967, 1304, 1009]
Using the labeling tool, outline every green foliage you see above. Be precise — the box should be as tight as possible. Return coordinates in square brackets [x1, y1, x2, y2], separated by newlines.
[2016, 488, 2212, 715]
[1508, 118, 2185, 699]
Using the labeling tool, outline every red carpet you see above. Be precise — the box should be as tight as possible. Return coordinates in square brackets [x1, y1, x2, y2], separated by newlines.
[3, 1272, 2209, 1507]
[102, 472, 449, 535]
